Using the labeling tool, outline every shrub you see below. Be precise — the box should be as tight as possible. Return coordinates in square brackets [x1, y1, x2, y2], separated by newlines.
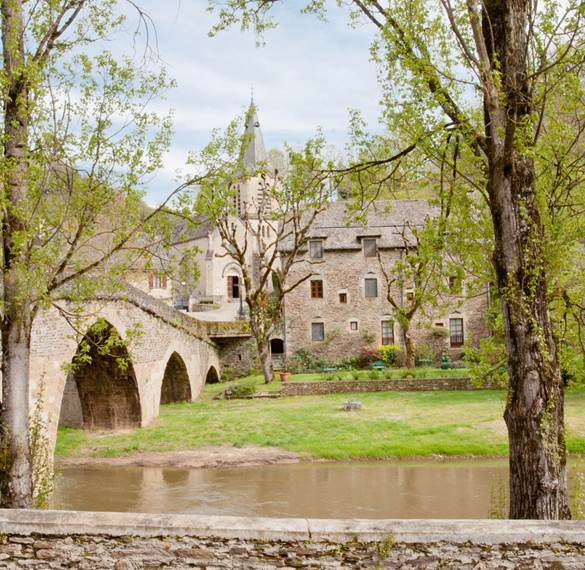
[378, 344, 402, 367]
[351, 370, 361, 380]
[224, 379, 257, 399]
[338, 355, 361, 370]
[288, 349, 328, 373]
[415, 343, 434, 361]
[357, 347, 381, 368]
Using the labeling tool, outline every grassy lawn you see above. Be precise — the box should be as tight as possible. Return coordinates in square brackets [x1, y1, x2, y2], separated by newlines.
[56, 385, 585, 460]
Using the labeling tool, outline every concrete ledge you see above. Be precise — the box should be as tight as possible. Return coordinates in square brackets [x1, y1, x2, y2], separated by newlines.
[1, 510, 585, 544]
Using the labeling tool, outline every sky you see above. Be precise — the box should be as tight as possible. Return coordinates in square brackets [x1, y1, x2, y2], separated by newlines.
[116, 0, 382, 204]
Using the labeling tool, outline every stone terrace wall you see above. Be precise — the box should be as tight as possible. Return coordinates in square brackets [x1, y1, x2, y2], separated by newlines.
[280, 377, 494, 396]
[1, 510, 585, 569]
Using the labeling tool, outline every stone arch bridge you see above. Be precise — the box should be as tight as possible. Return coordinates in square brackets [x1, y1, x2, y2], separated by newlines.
[30, 285, 250, 450]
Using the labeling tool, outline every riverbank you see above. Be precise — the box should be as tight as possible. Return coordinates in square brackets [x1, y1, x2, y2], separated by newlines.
[58, 445, 303, 468]
[56, 386, 585, 462]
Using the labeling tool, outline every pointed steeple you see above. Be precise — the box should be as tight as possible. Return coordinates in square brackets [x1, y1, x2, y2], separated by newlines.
[241, 99, 267, 171]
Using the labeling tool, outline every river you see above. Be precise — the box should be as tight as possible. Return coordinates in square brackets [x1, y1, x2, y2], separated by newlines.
[50, 458, 548, 518]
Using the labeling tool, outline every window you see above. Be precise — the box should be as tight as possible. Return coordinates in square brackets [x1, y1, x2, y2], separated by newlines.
[149, 273, 167, 289]
[350, 321, 358, 331]
[339, 292, 348, 304]
[364, 277, 378, 298]
[311, 322, 325, 342]
[449, 318, 464, 347]
[363, 238, 377, 258]
[406, 290, 415, 302]
[381, 320, 394, 345]
[310, 279, 324, 299]
[309, 240, 323, 259]
[449, 275, 462, 295]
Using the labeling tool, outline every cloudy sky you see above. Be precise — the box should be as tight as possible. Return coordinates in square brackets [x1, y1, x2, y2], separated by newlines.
[118, 1, 382, 203]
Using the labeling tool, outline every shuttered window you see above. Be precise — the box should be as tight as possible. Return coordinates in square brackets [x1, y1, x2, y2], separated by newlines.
[363, 238, 377, 257]
[309, 240, 323, 259]
[311, 322, 325, 341]
[364, 278, 378, 298]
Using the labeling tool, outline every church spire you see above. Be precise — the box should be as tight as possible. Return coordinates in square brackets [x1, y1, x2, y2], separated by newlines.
[241, 98, 267, 171]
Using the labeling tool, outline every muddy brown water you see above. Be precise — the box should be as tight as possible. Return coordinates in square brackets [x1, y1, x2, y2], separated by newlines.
[50, 459, 518, 518]
[52, 458, 585, 518]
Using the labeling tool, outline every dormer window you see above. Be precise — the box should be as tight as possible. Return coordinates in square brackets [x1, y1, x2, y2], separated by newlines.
[309, 240, 323, 259]
[363, 238, 377, 257]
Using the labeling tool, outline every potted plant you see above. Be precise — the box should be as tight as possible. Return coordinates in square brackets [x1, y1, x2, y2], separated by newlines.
[279, 358, 290, 382]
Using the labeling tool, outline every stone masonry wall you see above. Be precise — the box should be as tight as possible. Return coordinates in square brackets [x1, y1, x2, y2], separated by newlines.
[284, 247, 489, 364]
[280, 377, 491, 396]
[215, 336, 259, 378]
[1, 511, 585, 569]
[3, 533, 585, 569]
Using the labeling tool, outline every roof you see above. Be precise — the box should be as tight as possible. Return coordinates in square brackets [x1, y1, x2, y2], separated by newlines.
[281, 200, 439, 252]
[240, 102, 267, 171]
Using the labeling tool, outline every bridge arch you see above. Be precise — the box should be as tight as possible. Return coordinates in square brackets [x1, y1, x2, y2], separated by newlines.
[160, 352, 192, 404]
[205, 365, 220, 384]
[59, 319, 141, 430]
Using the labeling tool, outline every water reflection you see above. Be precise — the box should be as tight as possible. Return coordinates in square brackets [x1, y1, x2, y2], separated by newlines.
[52, 459, 521, 518]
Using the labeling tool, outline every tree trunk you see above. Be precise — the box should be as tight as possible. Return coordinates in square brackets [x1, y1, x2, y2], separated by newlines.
[0, 316, 33, 508]
[490, 153, 569, 519]
[484, 0, 570, 519]
[259, 342, 273, 384]
[0, 0, 34, 508]
[401, 323, 416, 368]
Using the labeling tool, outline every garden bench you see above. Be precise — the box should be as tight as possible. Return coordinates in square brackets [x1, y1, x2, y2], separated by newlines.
[370, 360, 386, 370]
[322, 366, 338, 373]
[416, 358, 433, 367]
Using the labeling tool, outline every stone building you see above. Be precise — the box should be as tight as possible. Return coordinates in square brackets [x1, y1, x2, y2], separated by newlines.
[173, 101, 279, 320]
[282, 200, 490, 364]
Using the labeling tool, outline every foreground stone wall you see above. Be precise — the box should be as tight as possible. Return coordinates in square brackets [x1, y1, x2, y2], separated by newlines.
[280, 377, 494, 396]
[1, 510, 585, 569]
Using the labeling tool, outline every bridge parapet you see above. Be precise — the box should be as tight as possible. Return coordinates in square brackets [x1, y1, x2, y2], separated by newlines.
[205, 320, 252, 338]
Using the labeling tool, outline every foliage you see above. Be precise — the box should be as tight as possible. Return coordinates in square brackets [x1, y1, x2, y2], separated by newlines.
[0, 0, 204, 507]
[222, 379, 257, 399]
[288, 349, 328, 373]
[378, 345, 402, 367]
[465, 338, 508, 389]
[29, 388, 54, 509]
[357, 347, 380, 368]
[415, 343, 433, 362]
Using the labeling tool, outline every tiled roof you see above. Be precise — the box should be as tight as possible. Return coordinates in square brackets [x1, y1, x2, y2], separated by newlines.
[281, 200, 438, 252]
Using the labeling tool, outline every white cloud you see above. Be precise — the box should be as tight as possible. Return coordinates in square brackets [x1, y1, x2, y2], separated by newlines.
[118, 0, 382, 201]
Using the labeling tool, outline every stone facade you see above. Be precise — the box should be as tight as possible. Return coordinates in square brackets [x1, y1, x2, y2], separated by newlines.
[283, 201, 490, 364]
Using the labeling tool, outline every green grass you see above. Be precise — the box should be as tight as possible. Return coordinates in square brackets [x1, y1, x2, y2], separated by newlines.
[55, 385, 585, 461]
